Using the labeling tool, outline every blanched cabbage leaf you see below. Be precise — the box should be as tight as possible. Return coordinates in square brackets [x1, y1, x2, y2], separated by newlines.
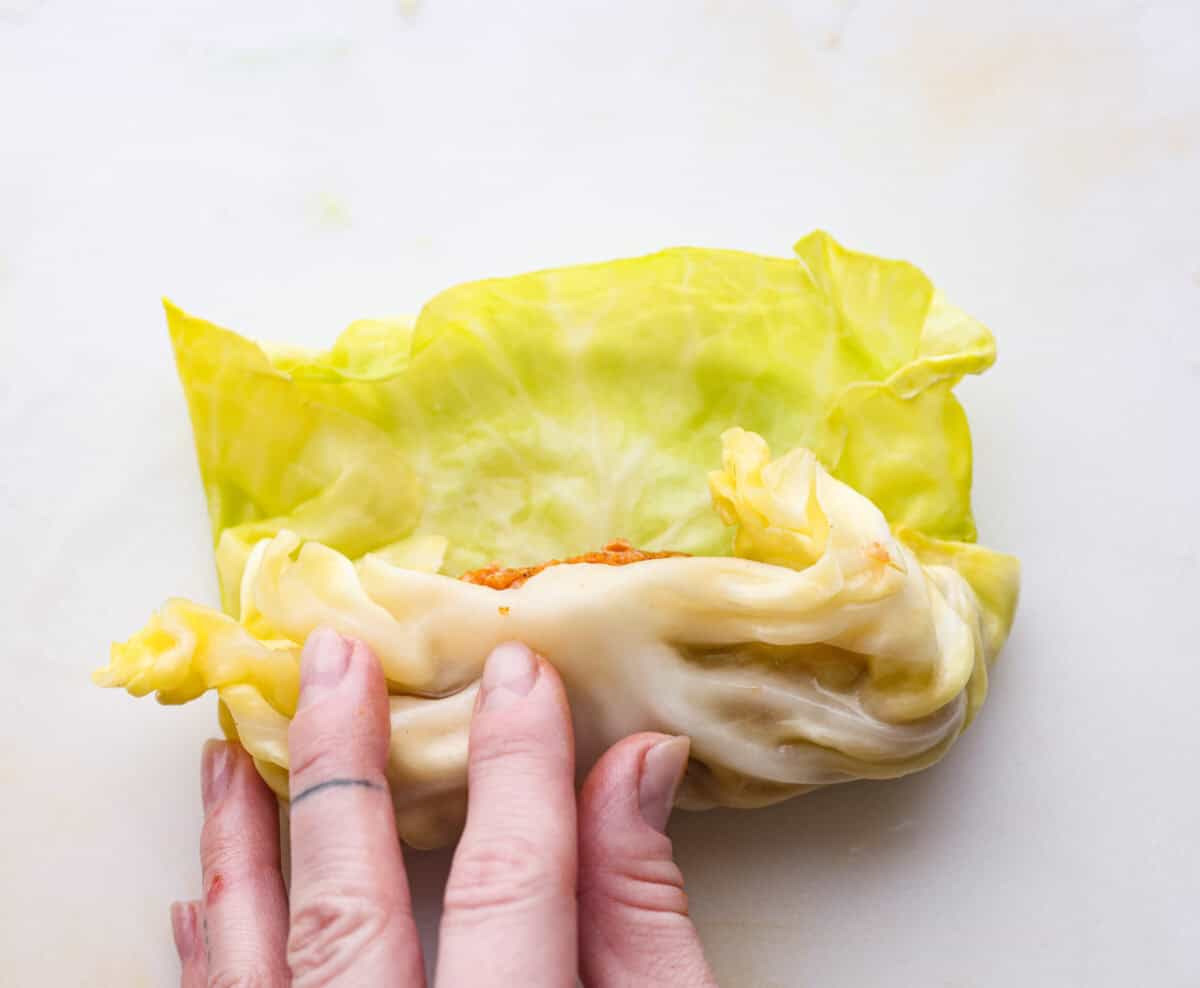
[166, 231, 995, 612]
[97, 232, 1019, 847]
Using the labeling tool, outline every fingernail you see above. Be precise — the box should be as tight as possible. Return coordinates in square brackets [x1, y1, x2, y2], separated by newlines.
[170, 901, 199, 960]
[298, 626, 351, 709]
[638, 736, 690, 832]
[480, 641, 538, 711]
[201, 739, 231, 813]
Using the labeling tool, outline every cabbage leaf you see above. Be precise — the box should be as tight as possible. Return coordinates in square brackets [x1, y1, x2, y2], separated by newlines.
[97, 232, 1019, 846]
[167, 232, 995, 611]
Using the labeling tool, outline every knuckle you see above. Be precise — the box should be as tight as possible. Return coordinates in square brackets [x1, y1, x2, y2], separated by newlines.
[471, 728, 562, 771]
[200, 813, 278, 881]
[288, 892, 392, 981]
[289, 706, 385, 781]
[200, 813, 248, 874]
[206, 969, 273, 988]
[444, 833, 571, 918]
[287, 740, 377, 798]
[287, 741, 341, 792]
[580, 851, 690, 917]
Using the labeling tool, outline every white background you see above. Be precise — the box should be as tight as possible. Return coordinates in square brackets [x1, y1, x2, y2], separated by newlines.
[2, 1, 1198, 985]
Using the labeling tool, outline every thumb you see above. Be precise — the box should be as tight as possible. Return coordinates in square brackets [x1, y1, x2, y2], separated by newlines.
[577, 733, 718, 988]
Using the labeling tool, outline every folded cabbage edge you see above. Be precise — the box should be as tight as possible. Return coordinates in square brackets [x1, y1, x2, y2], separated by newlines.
[97, 427, 1018, 848]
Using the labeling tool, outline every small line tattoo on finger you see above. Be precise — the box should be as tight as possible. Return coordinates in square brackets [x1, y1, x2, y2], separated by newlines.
[291, 777, 386, 807]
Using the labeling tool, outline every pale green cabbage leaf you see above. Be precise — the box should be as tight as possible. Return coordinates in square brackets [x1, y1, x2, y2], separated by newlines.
[168, 231, 995, 610]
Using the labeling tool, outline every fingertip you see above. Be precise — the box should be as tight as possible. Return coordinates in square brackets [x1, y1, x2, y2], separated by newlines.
[638, 736, 690, 832]
[348, 634, 381, 672]
[466, 648, 573, 778]
[578, 734, 717, 987]
[470, 644, 570, 730]
[291, 630, 390, 761]
[172, 900, 211, 987]
[581, 732, 677, 821]
[478, 641, 538, 711]
[201, 739, 232, 813]
[348, 634, 389, 705]
[302, 624, 346, 659]
[170, 900, 201, 960]
[298, 626, 352, 709]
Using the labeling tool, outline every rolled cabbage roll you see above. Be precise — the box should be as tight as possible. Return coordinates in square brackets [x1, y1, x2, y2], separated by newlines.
[96, 232, 1019, 848]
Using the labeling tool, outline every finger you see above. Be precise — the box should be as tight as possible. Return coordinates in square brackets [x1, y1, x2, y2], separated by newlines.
[287, 627, 425, 987]
[578, 733, 718, 988]
[170, 900, 208, 988]
[436, 643, 577, 988]
[199, 740, 290, 987]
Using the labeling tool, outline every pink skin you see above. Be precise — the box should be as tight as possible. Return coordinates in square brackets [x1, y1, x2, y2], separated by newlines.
[172, 629, 716, 987]
[435, 642, 579, 987]
[197, 739, 290, 986]
[579, 734, 719, 987]
[169, 900, 207, 988]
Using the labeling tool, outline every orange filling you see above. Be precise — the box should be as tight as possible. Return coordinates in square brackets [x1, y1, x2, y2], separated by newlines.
[460, 540, 689, 590]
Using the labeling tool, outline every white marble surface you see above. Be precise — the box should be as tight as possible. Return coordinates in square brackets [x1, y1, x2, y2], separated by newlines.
[2, 1, 1198, 984]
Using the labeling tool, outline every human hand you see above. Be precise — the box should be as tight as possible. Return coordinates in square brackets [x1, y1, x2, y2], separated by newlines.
[170, 627, 718, 986]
